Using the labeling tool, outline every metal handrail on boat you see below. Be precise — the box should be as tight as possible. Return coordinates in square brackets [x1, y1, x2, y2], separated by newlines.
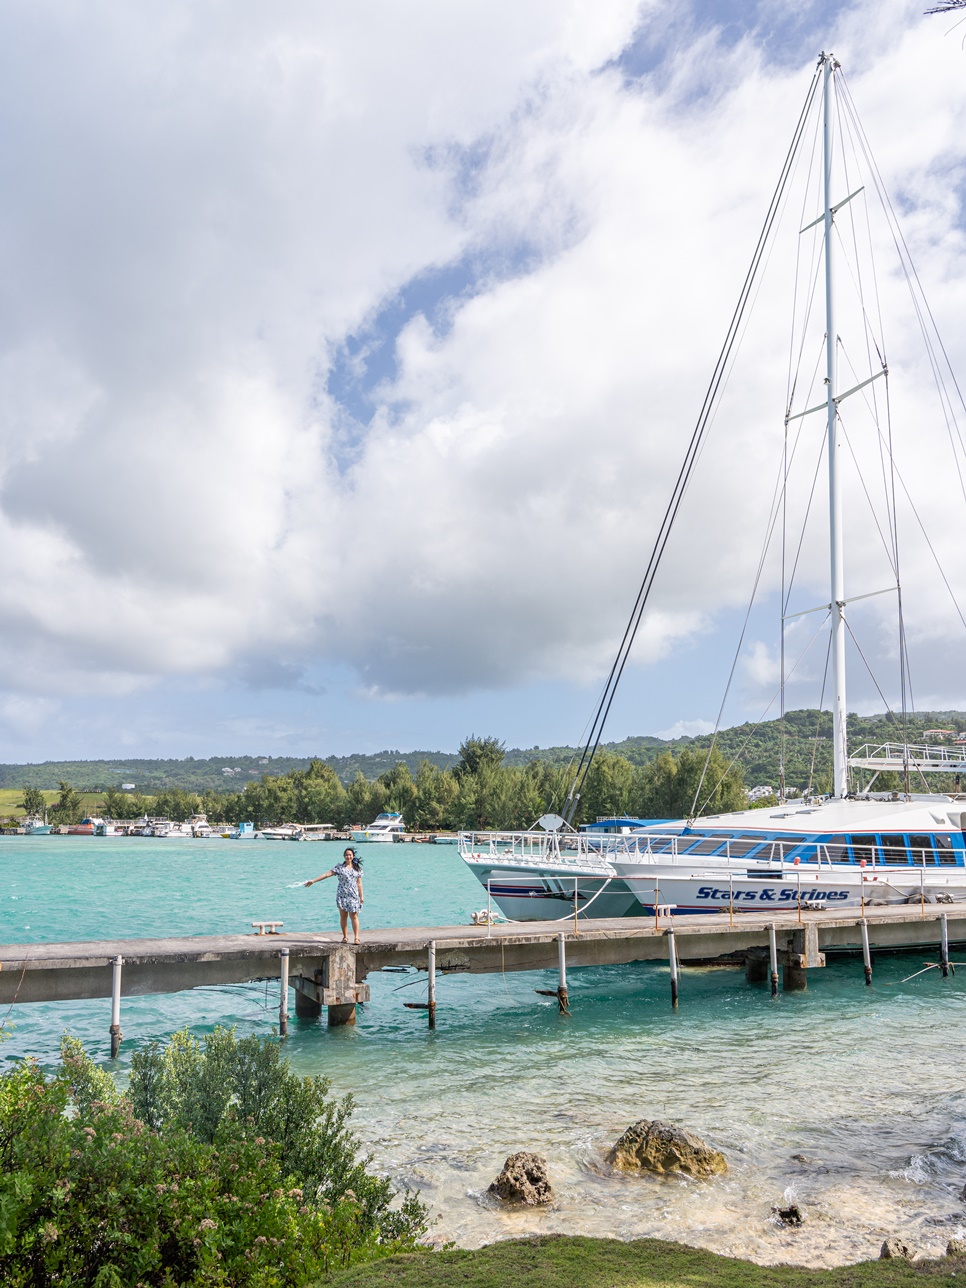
[458, 828, 954, 873]
[849, 741, 966, 769]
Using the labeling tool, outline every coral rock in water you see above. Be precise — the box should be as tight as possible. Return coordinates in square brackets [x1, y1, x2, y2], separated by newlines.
[488, 1152, 553, 1205]
[607, 1120, 727, 1178]
[773, 1203, 804, 1226]
[880, 1237, 913, 1260]
[947, 1239, 966, 1257]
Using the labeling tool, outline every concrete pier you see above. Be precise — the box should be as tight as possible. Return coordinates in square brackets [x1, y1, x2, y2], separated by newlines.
[1, 904, 963, 1038]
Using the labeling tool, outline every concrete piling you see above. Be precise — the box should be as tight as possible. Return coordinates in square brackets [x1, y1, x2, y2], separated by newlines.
[279, 947, 289, 1037]
[109, 955, 123, 1059]
[295, 986, 323, 1019]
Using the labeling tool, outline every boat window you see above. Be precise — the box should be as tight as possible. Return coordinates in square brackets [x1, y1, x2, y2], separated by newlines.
[849, 835, 880, 865]
[936, 835, 957, 866]
[909, 834, 935, 865]
[878, 835, 910, 865]
[682, 838, 725, 855]
[771, 836, 807, 862]
[724, 838, 767, 858]
[824, 835, 851, 862]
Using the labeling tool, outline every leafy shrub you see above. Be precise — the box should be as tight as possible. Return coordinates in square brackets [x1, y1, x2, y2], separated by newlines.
[0, 1029, 427, 1286]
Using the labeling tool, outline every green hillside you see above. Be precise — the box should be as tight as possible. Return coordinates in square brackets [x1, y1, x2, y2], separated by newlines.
[0, 708, 960, 794]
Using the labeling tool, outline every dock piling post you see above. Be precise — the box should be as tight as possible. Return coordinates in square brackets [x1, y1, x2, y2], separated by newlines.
[667, 927, 679, 1009]
[769, 923, 779, 998]
[428, 940, 436, 1030]
[861, 918, 872, 986]
[557, 933, 570, 1014]
[279, 947, 289, 1037]
[941, 913, 950, 979]
[110, 955, 123, 1059]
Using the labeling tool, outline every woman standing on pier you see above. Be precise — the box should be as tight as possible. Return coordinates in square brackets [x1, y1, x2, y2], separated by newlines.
[305, 848, 364, 944]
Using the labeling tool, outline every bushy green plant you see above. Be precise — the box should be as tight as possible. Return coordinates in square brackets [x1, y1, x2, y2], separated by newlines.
[0, 1030, 427, 1287]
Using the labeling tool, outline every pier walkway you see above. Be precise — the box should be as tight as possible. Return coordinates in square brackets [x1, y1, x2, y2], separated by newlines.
[1, 904, 962, 1052]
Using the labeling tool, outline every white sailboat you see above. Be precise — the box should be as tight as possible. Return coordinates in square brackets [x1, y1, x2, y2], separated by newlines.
[461, 53, 966, 921]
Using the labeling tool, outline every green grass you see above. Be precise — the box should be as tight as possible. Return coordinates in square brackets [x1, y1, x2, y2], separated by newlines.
[0, 788, 107, 818]
[327, 1236, 965, 1288]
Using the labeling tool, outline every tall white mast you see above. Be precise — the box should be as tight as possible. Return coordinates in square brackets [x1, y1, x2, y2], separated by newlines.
[822, 52, 849, 799]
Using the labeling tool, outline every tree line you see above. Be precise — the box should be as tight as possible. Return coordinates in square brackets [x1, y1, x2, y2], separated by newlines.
[31, 737, 748, 829]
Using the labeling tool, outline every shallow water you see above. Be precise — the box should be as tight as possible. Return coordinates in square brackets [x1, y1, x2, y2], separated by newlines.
[3, 835, 965, 1265]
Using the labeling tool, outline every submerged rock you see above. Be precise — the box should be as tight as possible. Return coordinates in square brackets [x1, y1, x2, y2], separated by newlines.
[606, 1120, 727, 1178]
[880, 1237, 913, 1260]
[773, 1203, 804, 1227]
[947, 1239, 966, 1257]
[488, 1152, 553, 1205]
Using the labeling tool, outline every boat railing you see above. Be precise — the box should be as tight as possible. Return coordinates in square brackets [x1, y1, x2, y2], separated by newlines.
[458, 829, 945, 872]
[849, 741, 966, 770]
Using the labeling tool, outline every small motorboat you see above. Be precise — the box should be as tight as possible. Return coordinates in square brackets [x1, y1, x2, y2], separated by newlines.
[261, 823, 303, 841]
[228, 821, 258, 839]
[350, 812, 405, 843]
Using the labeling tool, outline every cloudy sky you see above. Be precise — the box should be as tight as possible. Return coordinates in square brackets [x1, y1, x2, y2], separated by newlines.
[0, 0, 964, 762]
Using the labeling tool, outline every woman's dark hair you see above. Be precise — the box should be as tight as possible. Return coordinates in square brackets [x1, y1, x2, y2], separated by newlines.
[343, 847, 362, 867]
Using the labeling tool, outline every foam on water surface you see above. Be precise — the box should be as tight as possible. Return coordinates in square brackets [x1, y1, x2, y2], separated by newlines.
[2, 835, 965, 1265]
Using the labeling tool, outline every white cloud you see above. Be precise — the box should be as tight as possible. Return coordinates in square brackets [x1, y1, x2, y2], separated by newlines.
[655, 718, 715, 740]
[0, 0, 964, 736]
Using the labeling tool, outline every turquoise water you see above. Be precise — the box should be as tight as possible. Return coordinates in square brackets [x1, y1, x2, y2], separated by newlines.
[3, 835, 966, 1265]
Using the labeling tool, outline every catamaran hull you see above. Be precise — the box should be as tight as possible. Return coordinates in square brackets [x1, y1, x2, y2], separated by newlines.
[463, 860, 641, 921]
[613, 863, 966, 913]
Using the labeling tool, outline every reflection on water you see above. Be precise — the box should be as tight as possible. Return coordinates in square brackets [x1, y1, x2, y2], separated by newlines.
[3, 837, 966, 1264]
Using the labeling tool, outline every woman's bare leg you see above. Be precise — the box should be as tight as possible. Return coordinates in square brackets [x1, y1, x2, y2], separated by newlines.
[350, 911, 360, 944]
[339, 909, 349, 942]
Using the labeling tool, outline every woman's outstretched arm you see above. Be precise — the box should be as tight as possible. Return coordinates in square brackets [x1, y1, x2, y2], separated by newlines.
[305, 871, 335, 886]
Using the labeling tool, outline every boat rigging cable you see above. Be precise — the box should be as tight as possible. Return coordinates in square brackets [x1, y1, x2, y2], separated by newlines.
[690, 61, 966, 813]
[563, 67, 823, 824]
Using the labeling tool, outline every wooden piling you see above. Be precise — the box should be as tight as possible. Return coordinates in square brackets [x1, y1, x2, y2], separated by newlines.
[109, 955, 123, 1059]
[427, 940, 436, 1030]
[769, 923, 779, 998]
[861, 918, 872, 986]
[667, 927, 679, 1009]
[941, 913, 950, 979]
[279, 947, 289, 1037]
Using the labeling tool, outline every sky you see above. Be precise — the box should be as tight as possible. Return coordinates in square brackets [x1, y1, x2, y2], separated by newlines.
[0, 0, 965, 763]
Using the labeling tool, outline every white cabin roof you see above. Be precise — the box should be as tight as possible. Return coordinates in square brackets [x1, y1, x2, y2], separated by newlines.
[662, 796, 963, 836]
